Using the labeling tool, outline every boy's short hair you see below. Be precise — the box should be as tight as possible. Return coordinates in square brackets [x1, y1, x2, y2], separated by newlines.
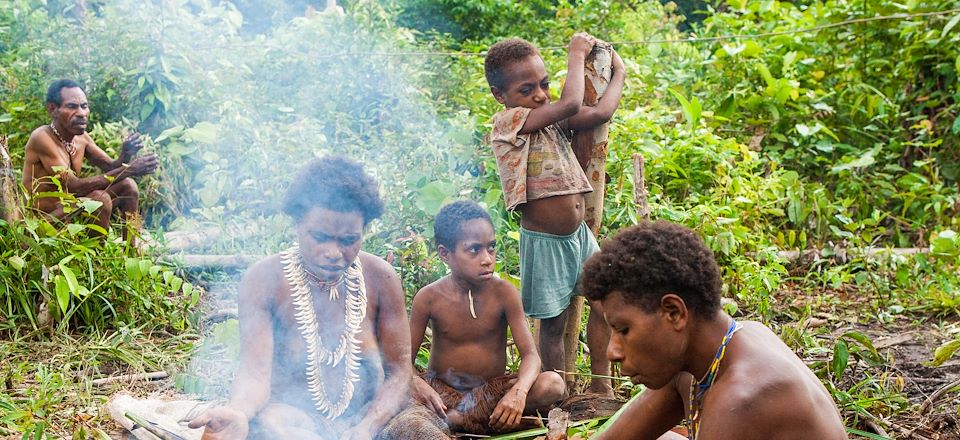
[434, 200, 493, 249]
[581, 221, 722, 317]
[282, 156, 385, 226]
[484, 38, 540, 90]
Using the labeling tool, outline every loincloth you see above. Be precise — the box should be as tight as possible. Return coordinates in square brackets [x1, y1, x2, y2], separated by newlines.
[420, 371, 536, 435]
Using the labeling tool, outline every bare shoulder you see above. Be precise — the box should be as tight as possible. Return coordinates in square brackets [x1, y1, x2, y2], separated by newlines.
[490, 277, 521, 305]
[704, 322, 845, 439]
[358, 251, 398, 282]
[412, 277, 444, 305]
[239, 254, 284, 297]
[25, 126, 55, 151]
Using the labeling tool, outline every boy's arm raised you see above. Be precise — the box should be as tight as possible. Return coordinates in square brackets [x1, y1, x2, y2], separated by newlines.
[567, 49, 626, 130]
[518, 33, 595, 134]
[489, 283, 541, 429]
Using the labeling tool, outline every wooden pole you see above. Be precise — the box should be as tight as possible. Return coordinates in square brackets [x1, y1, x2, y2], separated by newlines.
[0, 136, 22, 223]
[562, 42, 613, 390]
[633, 153, 649, 220]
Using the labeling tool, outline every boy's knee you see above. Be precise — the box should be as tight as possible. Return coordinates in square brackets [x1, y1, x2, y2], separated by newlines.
[536, 371, 566, 401]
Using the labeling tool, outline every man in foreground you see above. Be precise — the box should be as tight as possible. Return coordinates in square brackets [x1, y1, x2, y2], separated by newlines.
[581, 221, 847, 439]
[22, 79, 157, 237]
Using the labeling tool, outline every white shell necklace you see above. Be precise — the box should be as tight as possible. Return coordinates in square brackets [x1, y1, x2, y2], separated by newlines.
[281, 245, 367, 419]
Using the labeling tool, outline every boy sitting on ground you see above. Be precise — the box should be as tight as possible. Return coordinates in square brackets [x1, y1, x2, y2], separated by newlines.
[409, 200, 566, 435]
[485, 34, 625, 394]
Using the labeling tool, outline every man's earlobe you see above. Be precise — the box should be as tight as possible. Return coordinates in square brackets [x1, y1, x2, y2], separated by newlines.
[46, 103, 57, 116]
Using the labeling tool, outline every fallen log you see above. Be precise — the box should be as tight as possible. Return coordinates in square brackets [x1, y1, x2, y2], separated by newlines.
[92, 371, 169, 387]
[755, 247, 929, 265]
[173, 254, 264, 269]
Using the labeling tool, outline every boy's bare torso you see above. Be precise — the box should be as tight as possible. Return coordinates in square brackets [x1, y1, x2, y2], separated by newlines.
[421, 276, 515, 380]
[518, 193, 585, 235]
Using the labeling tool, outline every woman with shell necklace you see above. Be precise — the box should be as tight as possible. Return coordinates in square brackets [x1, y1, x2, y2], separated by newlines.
[190, 156, 413, 439]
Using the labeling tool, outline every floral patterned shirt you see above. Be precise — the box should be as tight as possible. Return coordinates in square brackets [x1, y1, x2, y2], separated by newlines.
[489, 107, 593, 211]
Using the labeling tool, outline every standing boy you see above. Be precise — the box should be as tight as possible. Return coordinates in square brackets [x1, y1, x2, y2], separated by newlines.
[484, 35, 626, 394]
[409, 200, 565, 435]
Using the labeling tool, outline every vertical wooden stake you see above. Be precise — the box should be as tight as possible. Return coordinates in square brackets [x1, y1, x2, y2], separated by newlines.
[0, 136, 21, 223]
[633, 153, 649, 220]
[562, 42, 613, 391]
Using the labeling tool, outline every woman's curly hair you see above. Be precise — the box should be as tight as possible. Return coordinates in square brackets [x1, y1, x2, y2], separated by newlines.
[282, 156, 384, 226]
[582, 221, 721, 316]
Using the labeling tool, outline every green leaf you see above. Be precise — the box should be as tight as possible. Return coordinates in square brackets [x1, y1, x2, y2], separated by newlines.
[832, 339, 849, 378]
[80, 199, 103, 214]
[7, 255, 25, 271]
[154, 125, 184, 143]
[933, 338, 960, 366]
[931, 229, 958, 256]
[952, 114, 960, 135]
[0, 113, 12, 123]
[184, 122, 220, 144]
[943, 13, 960, 39]
[66, 223, 85, 236]
[841, 331, 877, 353]
[416, 181, 456, 216]
[55, 275, 71, 314]
[60, 265, 80, 296]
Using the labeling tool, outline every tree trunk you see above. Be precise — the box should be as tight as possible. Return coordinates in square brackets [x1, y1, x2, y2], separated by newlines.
[0, 136, 21, 223]
[562, 42, 614, 389]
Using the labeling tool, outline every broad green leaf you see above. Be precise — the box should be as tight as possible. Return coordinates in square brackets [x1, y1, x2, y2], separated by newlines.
[80, 199, 103, 214]
[7, 255, 25, 271]
[952, 114, 960, 135]
[933, 338, 960, 366]
[66, 223, 85, 236]
[931, 229, 958, 256]
[416, 181, 456, 216]
[842, 331, 877, 353]
[55, 275, 70, 314]
[154, 125, 184, 143]
[832, 339, 849, 378]
[184, 122, 220, 144]
[60, 265, 80, 296]
[0, 113, 12, 123]
[943, 13, 960, 38]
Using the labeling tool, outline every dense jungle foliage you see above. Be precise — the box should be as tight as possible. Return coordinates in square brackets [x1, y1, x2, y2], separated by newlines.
[2, 0, 960, 438]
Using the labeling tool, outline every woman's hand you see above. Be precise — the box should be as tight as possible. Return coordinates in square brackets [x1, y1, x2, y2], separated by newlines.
[187, 406, 249, 440]
[489, 387, 527, 430]
[412, 376, 447, 417]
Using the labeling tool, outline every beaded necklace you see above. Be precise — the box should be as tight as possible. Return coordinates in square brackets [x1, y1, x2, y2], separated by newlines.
[685, 319, 741, 440]
[49, 123, 77, 157]
[281, 245, 367, 419]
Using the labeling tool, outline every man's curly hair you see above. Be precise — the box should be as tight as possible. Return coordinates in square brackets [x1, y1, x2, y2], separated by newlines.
[282, 156, 384, 226]
[484, 38, 540, 90]
[434, 200, 492, 249]
[582, 221, 722, 317]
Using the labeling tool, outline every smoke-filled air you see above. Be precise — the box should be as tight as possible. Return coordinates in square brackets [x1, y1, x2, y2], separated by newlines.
[2, 0, 960, 439]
